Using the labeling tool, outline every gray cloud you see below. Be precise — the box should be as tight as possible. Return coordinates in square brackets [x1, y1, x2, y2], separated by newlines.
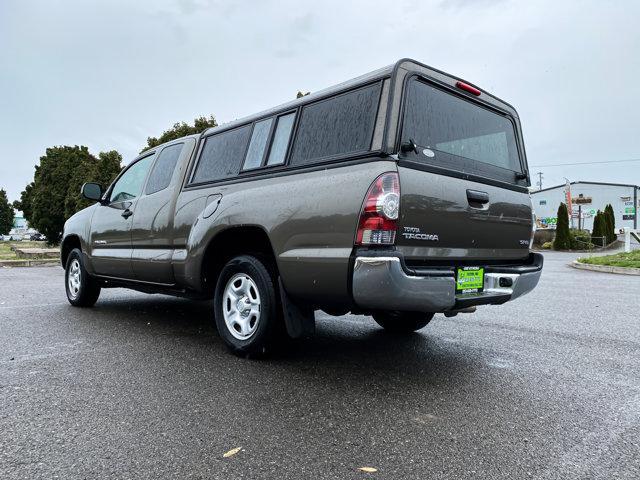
[1, 0, 638, 202]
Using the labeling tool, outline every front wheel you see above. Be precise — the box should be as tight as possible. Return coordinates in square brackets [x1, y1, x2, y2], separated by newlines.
[65, 248, 101, 307]
[373, 311, 434, 332]
[213, 255, 282, 357]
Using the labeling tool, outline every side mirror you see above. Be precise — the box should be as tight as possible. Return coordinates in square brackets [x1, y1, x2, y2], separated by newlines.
[400, 138, 419, 155]
[82, 183, 104, 202]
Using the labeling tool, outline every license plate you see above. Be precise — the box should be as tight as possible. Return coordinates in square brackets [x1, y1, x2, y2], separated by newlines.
[456, 267, 484, 294]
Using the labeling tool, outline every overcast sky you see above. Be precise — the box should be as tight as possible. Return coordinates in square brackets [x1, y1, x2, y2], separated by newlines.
[1, 0, 639, 202]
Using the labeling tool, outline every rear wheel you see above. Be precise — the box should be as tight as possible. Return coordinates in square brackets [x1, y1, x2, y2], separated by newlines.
[373, 311, 434, 332]
[65, 248, 101, 307]
[213, 255, 282, 357]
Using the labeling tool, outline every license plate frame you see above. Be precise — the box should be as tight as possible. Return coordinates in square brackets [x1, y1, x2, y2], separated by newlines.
[455, 266, 485, 294]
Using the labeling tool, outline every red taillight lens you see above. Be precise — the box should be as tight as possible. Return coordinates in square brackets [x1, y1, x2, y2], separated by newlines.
[356, 172, 400, 245]
[455, 81, 481, 96]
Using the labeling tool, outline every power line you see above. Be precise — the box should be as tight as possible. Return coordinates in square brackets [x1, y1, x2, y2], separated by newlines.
[530, 158, 640, 168]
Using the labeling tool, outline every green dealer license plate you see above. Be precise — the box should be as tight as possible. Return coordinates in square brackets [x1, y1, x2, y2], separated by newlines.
[456, 267, 484, 294]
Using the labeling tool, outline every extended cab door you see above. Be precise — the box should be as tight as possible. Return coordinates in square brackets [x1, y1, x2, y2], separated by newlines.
[130, 139, 195, 284]
[89, 153, 155, 278]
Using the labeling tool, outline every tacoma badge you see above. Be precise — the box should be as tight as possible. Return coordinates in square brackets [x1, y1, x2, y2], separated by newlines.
[402, 226, 439, 241]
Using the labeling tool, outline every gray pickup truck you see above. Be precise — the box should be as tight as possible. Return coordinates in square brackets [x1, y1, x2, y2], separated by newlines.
[62, 58, 542, 356]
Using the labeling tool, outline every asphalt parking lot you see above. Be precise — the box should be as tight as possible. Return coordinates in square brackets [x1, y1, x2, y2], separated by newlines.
[1, 252, 639, 479]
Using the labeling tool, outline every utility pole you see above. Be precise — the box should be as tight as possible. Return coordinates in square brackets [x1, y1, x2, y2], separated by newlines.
[536, 172, 543, 190]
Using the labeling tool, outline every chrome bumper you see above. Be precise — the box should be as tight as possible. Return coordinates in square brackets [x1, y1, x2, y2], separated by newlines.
[352, 255, 542, 313]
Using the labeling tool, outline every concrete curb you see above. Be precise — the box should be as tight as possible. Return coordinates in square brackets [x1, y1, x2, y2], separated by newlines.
[570, 260, 640, 276]
[0, 259, 59, 268]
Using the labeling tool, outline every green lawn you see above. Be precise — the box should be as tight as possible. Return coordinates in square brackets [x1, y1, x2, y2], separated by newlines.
[0, 241, 51, 260]
[578, 250, 640, 269]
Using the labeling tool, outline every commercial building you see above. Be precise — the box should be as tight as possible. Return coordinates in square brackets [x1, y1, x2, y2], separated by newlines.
[531, 181, 639, 231]
[1, 214, 39, 240]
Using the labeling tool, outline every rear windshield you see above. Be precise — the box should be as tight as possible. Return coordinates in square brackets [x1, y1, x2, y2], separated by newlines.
[402, 79, 523, 183]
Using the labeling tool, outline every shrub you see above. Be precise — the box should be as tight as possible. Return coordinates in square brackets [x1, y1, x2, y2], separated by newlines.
[570, 229, 594, 250]
[604, 204, 616, 243]
[591, 211, 605, 247]
[541, 241, 553, 250]
[553, 202, 571, 250]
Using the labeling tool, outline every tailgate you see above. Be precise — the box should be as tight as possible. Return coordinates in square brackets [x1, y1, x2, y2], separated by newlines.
[396, 166, 532, 264]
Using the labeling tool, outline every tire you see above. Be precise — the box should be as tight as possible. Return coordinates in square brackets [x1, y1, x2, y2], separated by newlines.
[65, 248, 101, 307]
[213, 255, 282, 357]
[372, 311, 434, 332]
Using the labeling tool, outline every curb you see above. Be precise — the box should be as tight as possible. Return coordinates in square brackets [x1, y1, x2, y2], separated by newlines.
[0, 259, 59, 268]
[570, 260, 640, 276]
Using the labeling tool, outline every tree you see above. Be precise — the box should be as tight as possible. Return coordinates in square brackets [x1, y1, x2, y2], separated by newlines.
[13, 182, 35, 224]
[143, 115, 217, 152]
[64, 150, 122, 218]
[591, 210, 605, 247]
[604, 204, 616, 243]
[553, 202, 571, 250]
[24, 146, 122, 244]
[0, 189, 15, 235]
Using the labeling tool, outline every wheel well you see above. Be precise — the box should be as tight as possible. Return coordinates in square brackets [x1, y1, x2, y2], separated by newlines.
[201, 227, 277, 296]
[61, 235, 81, 267]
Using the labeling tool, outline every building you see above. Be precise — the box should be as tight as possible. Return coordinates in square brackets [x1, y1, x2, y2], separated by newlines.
[531, 181, 639, 231]
[13, 215, 28, 231]
[3, 214, 39, 240]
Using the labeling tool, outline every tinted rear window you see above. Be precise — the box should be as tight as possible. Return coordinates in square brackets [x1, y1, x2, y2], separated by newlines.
[192, 125, 252, 184]
[146, 143, 183, 194]
[402, 79, 522, 182]
[290, 83, 381, 166]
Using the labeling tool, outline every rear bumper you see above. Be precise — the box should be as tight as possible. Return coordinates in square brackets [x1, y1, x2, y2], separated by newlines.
[352, 253, 543, 313]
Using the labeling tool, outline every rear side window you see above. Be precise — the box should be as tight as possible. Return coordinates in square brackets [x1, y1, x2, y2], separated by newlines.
[145, 143, 183, 194]
[243, 118, 273, 170]
[191, 125, 252, 184]
[290, 83, 381, 166]
[266, 112, 295, 166]
[402, 79, 523, 183]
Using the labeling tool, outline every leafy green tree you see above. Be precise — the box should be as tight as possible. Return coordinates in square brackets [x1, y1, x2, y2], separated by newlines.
[25, 146, 122, 244]
[604, 204, 616, 243]
[0, 189, 15, 235]
[64, 150, 122, 217]
[13, 182, 34, 225]
[553, 202, 571, 250]
[143, 115, 217, 152]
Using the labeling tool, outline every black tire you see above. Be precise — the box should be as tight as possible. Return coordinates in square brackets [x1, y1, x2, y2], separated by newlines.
[213, 255, 282, 357]
[373, 311, 434, 332]
[65, 248, 101, 307]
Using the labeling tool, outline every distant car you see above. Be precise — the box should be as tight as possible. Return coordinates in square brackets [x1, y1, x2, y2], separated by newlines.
[0, 234, 10, 241]
[28, 233, 46, 241]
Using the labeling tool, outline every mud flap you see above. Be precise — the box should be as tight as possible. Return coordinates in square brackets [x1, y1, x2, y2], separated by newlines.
[278, 278, 315, 338]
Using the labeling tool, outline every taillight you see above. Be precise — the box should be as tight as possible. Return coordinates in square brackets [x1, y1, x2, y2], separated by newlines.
[355, 172, 400, 245]
[529, 196, 536, 249]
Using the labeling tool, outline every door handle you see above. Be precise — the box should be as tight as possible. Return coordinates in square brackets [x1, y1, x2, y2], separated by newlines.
[466, 189, 489, 205]
[121, 209, 133, 219]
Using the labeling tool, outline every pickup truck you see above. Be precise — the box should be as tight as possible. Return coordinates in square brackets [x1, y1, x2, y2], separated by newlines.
[61, 58, 543, 356]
